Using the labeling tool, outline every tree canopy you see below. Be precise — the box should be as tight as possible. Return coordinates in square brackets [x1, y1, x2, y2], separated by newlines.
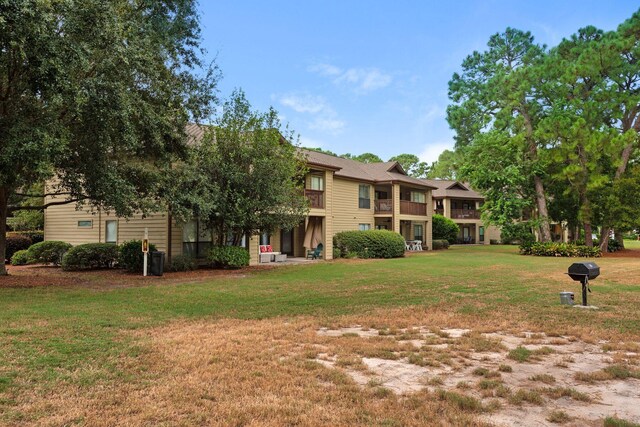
[168, 90, 309, 246]
[445, 9, 640, 250]
[0, 0, 218, 273]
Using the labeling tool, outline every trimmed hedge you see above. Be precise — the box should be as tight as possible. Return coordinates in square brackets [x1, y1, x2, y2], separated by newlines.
[432, 239, 450, 250]
[61, 243, 119, 271]
[27, 241, 72, 265]
[208, 246, 250, 268]
[169, 254, 197, 272]
[520, 242, 601, 257]
[432, 214, 459, 244]
[118, 240, 157, 272]
[333, 230, 405, 259]
[10, 249, 30, 266]
[5, 234, 32, 262]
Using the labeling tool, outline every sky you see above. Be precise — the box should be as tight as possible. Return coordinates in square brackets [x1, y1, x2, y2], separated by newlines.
[198, 1, 638, 164]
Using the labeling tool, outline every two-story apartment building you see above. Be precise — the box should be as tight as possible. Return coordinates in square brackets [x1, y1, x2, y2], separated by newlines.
[423, 179, 501, 244]
[43, 144, 435, 266]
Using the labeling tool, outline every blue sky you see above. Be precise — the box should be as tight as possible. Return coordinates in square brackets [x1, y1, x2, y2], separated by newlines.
[198, 1, 638, 164]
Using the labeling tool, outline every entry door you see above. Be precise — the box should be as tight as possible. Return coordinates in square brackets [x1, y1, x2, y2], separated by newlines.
[281, 229, 294, 255]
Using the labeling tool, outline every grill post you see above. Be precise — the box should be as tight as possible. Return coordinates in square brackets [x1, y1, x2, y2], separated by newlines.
[581, 277, 588, 306]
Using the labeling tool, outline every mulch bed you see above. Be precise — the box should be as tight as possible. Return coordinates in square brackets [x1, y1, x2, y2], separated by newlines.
[601, 248, 640, 258]
[0, 264, 276, 289]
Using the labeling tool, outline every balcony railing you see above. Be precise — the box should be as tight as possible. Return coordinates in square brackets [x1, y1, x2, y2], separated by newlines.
[400, 200, 427, 216]
[374, 199, 393, 213]
[435, 208, 444, 215]
[305, 189, 324, 209]
[451, 209, 481, 219]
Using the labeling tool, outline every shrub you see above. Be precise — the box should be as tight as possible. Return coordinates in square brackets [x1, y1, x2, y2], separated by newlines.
[5, 234, 32, 262]
[606, 239, 623, 253]
[118, 240, 157, 272]
[208, 246, 250, 268]
[10, 249, 31, 266]
[61, 243, 119, 271]
[432, 239, 450, 250]
[520, 242, 601, 257]
[16, 231, 44, 244]
[169, 254, 197, 272]
[432, 214, 459, 244]
[333, 230, 405, 259]
[490, 239, 499, 245]
[501, 222, 535, 245]
[27, 241, 72, 265]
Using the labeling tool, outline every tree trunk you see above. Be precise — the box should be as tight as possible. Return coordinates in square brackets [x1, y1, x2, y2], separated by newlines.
[615, 231, 625, 250]
[533, 176, 552, 242]
[598, 229, 610, 253]
[521, 107, 552, 243]
[584, 222, 593, 248]
[0, 187, 8, 276]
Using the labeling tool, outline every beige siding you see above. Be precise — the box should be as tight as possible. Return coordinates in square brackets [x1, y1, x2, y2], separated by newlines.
[103, 212, 169, 252]
[44, 194, 169, 251]
[44, 200, 101, 245]
[323, 171, 334, 259]
[331, 177, 375, 234]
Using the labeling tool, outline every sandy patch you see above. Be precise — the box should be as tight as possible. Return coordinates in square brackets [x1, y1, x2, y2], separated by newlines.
[316, 326, 640, 426]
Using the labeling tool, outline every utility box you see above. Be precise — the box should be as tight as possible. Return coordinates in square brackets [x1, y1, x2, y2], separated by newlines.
[150, 251, 165, 276]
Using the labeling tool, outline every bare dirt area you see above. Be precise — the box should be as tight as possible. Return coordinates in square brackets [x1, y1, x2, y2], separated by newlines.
[315, 326, 640, 426]
[0, 264, 266, 289]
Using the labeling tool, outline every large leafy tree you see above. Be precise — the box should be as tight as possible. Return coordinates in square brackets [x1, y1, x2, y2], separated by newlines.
[427, 149, 460, 179]
[0, 0, 217, 274]
[447, 28, 553, 240]
[169, 90, 309, 246]
[388, 154, 429, 178]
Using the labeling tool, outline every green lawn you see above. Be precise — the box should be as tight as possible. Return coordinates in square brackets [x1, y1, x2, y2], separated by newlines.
[1, 244, 639, 424]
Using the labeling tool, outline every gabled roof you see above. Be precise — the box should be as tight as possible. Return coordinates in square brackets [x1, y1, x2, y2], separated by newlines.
[422, 179, 484, 200]
[300, 149, 436, 189]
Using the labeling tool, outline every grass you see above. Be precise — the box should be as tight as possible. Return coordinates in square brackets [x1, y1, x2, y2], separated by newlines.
[604, 417, 640, 427]
[1, 244, 640, 425]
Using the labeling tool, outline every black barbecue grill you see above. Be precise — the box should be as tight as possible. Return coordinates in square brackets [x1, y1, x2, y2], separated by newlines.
[566, 262, 600, 306]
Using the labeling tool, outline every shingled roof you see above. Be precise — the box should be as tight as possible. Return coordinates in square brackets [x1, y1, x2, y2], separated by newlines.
[300, 149, 436, 189]
[422, 179, 484, 200]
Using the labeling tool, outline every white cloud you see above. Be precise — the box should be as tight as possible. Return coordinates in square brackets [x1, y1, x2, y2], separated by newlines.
[279, 94, 328, 114]
[307, 63, 341, 77]
[277, 92, 345, 135]
[418, 140, 455, 164]
[309, 117, 345, 133]
[308, 62, 392, 93]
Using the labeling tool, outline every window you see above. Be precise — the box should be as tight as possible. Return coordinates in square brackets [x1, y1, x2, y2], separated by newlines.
[410, 191, 425, 203]
[310, 175, 324, 191]
[78, 220, 93, 228]
[260, 232, 270, 246]
[182, 219, 212, 258]
[359, 224, 371, 231]
[414, 224, 423, 241]
[358, 184, 370, 209]
[105, 220, 117, 243]
[376, 225, 387, 230]
[479, 226, 485, 242]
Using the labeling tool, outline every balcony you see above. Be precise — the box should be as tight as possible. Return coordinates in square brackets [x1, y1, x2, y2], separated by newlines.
[374, 199, 393, 214]
[451, 209, 481, 219]
[435, 208, 444, 215]
[400, 200, 427, 216]
[305, 189, 324, 209]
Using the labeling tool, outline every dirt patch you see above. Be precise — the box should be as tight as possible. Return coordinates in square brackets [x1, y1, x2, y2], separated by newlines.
[315, 326, 640, 426]
[0, 264, 270, 289]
